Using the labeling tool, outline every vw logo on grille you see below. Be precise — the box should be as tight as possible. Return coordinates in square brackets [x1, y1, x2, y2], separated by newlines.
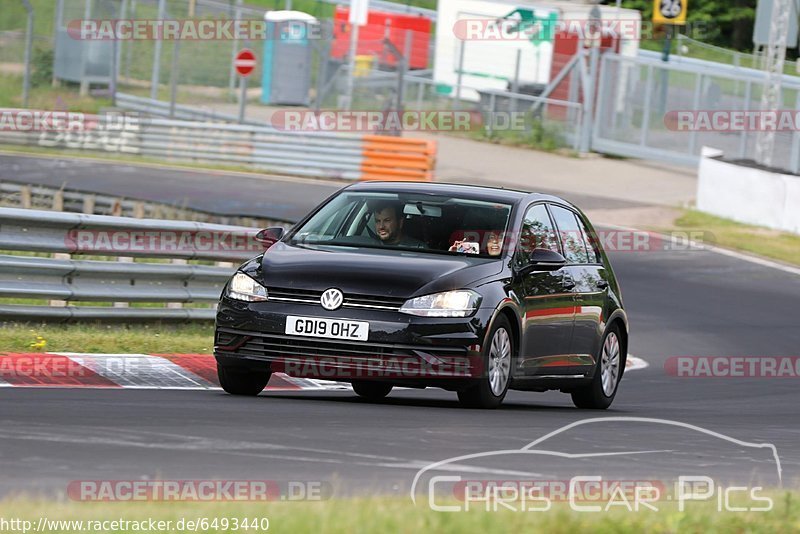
[320, 288, 344, 311]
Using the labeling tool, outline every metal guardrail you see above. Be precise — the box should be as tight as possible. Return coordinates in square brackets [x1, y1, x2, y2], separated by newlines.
[0, 179, 285, 227]
[0, 111, 365, 180]
[0, 207, 272, 322]
[0, 106, 437, 181]
[115, 93, 265, 126]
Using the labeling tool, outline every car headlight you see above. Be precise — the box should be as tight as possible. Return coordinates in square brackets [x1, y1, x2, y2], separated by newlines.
[226, 272, 268, 302]
[399, 290, 481, 317]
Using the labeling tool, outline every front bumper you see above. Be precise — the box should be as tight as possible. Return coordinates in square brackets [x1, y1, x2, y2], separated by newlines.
[214, 296, 493, 387]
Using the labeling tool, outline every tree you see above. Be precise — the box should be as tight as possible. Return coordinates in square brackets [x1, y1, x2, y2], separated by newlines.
[614, 0, 759, 52]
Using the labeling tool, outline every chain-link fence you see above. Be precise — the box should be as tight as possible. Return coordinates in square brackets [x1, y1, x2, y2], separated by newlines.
[593, 52, 800, 172]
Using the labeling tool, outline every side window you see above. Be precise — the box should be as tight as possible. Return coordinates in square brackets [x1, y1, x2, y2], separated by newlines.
[516, 204, 560, 266]
[549, 205, 591, 264]
[575, 214, 602, 264]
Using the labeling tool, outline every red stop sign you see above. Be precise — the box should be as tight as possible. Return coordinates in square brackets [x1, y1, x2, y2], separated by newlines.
[234, 49, 256, 77]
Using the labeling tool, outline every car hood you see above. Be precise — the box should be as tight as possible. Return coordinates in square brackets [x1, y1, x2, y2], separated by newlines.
[257, 242, 504, 298]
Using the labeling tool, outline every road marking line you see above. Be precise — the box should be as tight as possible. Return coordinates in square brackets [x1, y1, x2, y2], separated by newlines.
[626, 354, 649, 372]
[600, 223, 800, 277]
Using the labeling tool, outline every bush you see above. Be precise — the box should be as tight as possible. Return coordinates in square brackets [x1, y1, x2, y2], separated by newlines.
[30, 46, 53, 88]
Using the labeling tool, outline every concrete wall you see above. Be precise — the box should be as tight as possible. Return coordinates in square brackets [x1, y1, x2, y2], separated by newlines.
[697, 151, 800, 235]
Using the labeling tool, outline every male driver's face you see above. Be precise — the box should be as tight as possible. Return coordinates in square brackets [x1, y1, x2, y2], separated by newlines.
[374, 207, 401, 243]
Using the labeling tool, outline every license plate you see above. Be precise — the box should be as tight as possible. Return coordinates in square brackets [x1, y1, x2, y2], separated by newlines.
[285, 316, 369, 341]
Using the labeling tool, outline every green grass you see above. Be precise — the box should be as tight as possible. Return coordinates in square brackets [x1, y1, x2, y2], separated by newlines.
[0, 323, 214, 353]
[0, 492, 798, 533]
[661, 209, 800, 267]
[0, 73, 111, 112]
[460, 120, 577, 156]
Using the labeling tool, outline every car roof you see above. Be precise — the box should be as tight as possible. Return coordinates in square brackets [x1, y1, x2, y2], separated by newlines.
[345, 181, 569, 206]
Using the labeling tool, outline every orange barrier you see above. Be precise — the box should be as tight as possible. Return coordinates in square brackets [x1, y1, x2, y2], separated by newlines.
[360, 135, 436, 181]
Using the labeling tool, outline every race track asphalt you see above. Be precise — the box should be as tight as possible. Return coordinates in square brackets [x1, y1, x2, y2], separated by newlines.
[1, 153, 798, 501]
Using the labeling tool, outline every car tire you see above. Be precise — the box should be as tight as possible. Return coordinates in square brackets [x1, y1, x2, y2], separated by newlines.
[217, 364, 271, 396]
[571, 325, 624, 410]
[457, 316, 514, 409]
[352, 380, 393, 400]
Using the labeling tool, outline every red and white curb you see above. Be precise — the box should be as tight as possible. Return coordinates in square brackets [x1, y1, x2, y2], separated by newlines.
[0, 353, 648, 390]
[0, 353, 347, 391]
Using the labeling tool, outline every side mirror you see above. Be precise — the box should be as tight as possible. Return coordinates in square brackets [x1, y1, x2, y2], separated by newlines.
[254, 227, 284, 247]
[518, 248, 567, 275]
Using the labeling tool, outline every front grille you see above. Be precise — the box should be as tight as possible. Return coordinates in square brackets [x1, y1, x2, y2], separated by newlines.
[216, 330, 478, 379]
[266, 287, 406, 311]
[216, 330, 468, 362]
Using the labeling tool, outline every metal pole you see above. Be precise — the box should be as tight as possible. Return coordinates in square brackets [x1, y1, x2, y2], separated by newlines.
[487, 93, 496, 137]
[739, 80, 752, 158]
[579, 46, 599, 153]
[238, 75, 248, 123]
[150, 0, 166, 100]
[229, 0, 243, 96]
[21, 0, 34, 108]
[110, 25, 118, 106]
[687, 73, 703, 156]
[755, 0, 792, 166]
[657, 25, 672, 117]
[790, 89, 800, 173]
[455, 41, 465, 110]
[511, 48, 521, 114]
[126, 0, 136, 81]
[639, 65, 654, 146]
[116, 0, 128, 87]
[343, 22, 360, 110]
[169, 39, 180, 118]
[314, 39, 329, 112]
[396, 30, 412, 113]
[80, 0, 91, 96]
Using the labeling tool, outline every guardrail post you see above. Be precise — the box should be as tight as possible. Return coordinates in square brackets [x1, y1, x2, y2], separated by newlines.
[49, 253, 70, 307]
[82, 194, 95, 215]
[52, 190, 64, 211]
[167, 259, 187, 309]
[113, 257, 133, 308]
[20, 185, 32, 209]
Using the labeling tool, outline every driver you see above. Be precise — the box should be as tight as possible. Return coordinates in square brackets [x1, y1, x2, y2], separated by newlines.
[372, 202, 425, 248]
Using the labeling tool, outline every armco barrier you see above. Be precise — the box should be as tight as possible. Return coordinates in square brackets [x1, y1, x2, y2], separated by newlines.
[0, 207, 268, 322]
[0, 105, 435, 181]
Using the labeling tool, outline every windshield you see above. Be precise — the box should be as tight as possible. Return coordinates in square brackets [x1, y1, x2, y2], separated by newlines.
[288, 191, 513, 258]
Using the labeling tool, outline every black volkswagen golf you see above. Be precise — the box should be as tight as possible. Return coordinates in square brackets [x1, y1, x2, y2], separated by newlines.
[214, 182, 628, 409]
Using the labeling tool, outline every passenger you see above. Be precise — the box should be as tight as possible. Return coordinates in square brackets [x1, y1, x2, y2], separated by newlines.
[484, 231, 504, 257]
[372, 202, 425, 248]
[449, 231, 504, 256]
